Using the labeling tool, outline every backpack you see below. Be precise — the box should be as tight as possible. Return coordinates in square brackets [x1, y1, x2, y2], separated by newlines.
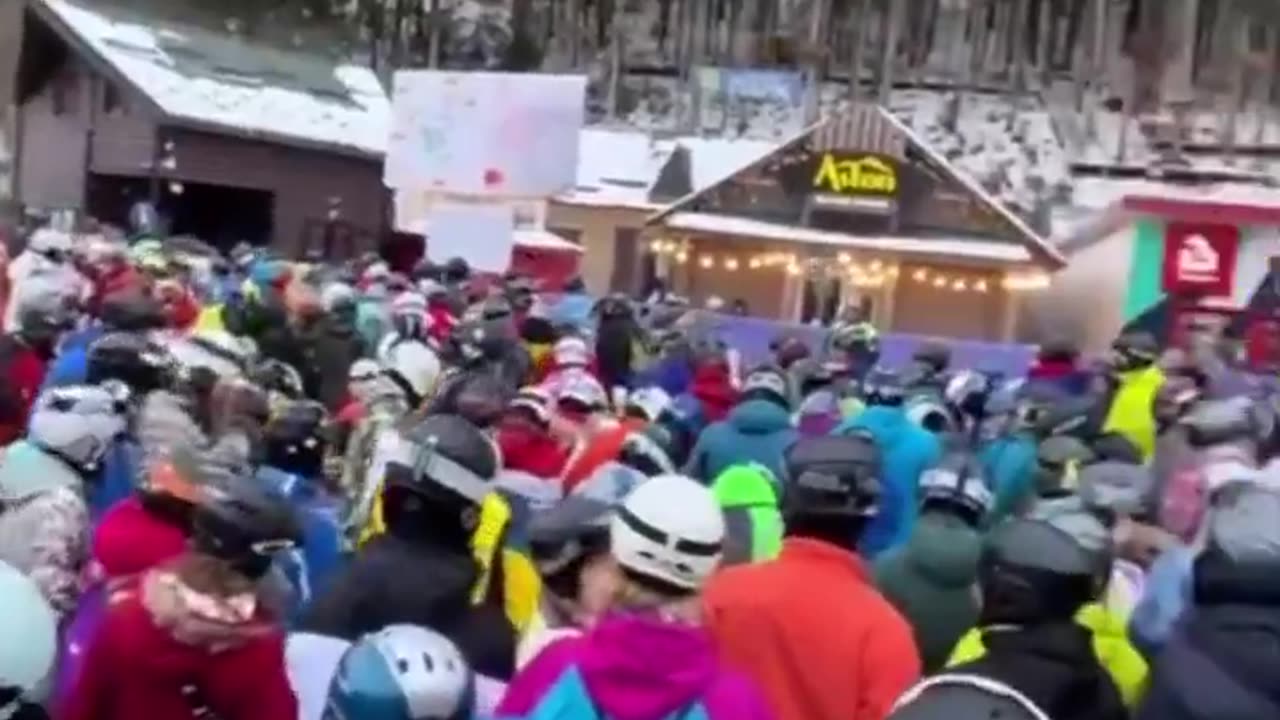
[509, 666, 710, 720]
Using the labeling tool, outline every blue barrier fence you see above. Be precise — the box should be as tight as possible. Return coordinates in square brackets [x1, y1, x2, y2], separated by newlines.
[689, 312, 1038, 377]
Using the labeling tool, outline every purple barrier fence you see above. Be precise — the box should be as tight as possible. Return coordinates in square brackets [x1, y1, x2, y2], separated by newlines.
[690, 311, 1038, 377]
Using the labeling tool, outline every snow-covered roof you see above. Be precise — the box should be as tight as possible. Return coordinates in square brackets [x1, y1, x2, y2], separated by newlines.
[661, 212, 1034, 265]
[514, 229, 583, 253]
[556, 128, 777, 210]
[36, 0, 390, 157]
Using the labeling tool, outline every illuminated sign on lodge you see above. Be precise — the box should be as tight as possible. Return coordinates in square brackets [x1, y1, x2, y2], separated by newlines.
[811, 153, 899, 197]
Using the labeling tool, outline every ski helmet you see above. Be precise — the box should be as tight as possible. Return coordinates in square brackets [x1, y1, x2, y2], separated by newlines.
[741, 365, 791, 409]
[623, 386, 672, 424]
[381, 340, 442, 406]
[383, 415, 498, 517]
[443, 258, 470, 283]
[919, 453, 994, 527]
[905, 395, 955, 434]
[171, 330, 252, 380]
[191, 477, 302, 579]
[1034, 435, 1096, 498]
[529, 495, 614, 600]
[135, 447, 213, 529]
[782, 433, 882, 523]
[264, 401, 329, 479]
[768, 334, 811, 369]
[830, 322, 879, 355]
[552, 336, 590, 368]
[0, 561, 57, 713]
[616, 425, 680, 477]
[863, 367, 906, 406]
[28, 385, 129, 472]
[978, 514, 1104, 626]
[611, 474, 724, 592]
[324, 625, 474, 720]
[1075, 461, 1153, 520]
[249, 358, 305, 402]
[1181, 396, 1271, 450]
[557, 373, 607, 413]
[507, 386, 553, 427]
[945, 370, 991, 420]
[390, 291, 430, 339]
[99, 292, 167, 332]
[1108, 330, 1159, 370]
[86, 331, 175, 395]
[1032, 395, 1099, 440]
[889, 674, 1049, 720]
[595, 294, 632, 321]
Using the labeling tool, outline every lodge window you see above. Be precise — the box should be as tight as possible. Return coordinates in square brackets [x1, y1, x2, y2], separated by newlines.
[51, 70, 80, 116]
[102, 80, 126, 115]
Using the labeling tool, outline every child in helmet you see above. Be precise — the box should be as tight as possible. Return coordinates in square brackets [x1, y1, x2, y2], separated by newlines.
[946, 513, 1128, 720]
[60, 478, 302, 720]
[518, 495, 620, 668]
[875, 453, 993, 672]
[0, 386, 127, 617]
[497, 474, 773, 720]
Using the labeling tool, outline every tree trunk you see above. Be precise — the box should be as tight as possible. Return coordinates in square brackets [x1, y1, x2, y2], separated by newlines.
[427, 0, 442, 67]
[606, 8, 625, 120]
[726, 0, 742, 64]
[877, 0, 903, 105]
[1223, 8, 1249, 163]
[1035, 0, 1052, 86]
[848, 0, 872, 99]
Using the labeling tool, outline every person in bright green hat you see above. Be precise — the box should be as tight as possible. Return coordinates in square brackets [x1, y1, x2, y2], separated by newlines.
[712, 463, 783, 565]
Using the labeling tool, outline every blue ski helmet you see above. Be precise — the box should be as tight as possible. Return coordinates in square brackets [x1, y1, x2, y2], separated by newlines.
[323, 625, 474, 720]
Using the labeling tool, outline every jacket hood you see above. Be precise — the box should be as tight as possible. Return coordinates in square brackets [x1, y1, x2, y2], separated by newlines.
[577, 613, 720, 720]
[690, 364, 738, 421]
[140, 567, 274, 653]
[904, 512, 983, 587]
[727, 398, 792, 434]
[0, 441, 81, 500]
[93, 497, 189, 579]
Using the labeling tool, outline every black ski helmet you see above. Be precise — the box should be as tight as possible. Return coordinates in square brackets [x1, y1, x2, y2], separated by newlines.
[443, 257, 471, 283]
[1034, 435, 1096, 498]
[977, 514, 1105, 626]
[889, 674, 1049, 720]
[86, 332, 174, 395]
[918, 453, 994, 527]
[382, 414, 498, 542]
[782, 433, 881, 526]
[263, 401, 329, 478]
[528, 495, 613, 600]
[191, 478, 302, 579]
[250, 359, 305, 401]
[99, 293, 167, 332]
[863, 367, 906, 407]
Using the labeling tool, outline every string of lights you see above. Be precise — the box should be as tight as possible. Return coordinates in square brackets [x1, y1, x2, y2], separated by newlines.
[646, 239, 1051, 292]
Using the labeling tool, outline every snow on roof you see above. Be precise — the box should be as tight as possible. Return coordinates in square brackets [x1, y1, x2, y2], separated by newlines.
[39, 0, 390, 157]
[558, 128, 776, 209]
[661, 212, 1034, 264]
[514, 229, 583, 253]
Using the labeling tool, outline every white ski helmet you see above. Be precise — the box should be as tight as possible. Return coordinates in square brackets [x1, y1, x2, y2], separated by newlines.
[625, 387, 672, 423]
[171, 331, 252, 379]
[0, 560, 57, 707]
[28, 385, 128, 470]
[611, 473, 724, 591]
[558, 373, 606, 411]
[382, 339, 442, 401]
[553, 336, 590, 368]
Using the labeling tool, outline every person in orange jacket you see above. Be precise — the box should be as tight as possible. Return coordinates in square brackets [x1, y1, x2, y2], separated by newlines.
[703, 433, 921, 720]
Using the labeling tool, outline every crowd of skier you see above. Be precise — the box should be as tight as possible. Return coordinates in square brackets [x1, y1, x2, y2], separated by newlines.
[0, 224, 1277, 720]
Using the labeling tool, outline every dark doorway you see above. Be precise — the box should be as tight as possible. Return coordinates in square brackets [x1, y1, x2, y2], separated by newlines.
[87, 174, 274, 251]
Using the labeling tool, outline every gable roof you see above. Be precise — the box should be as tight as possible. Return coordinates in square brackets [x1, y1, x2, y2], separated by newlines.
[29, 0, 389, 159]
[556, 128, 777, 210]
[647, 105, 1067, 269]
